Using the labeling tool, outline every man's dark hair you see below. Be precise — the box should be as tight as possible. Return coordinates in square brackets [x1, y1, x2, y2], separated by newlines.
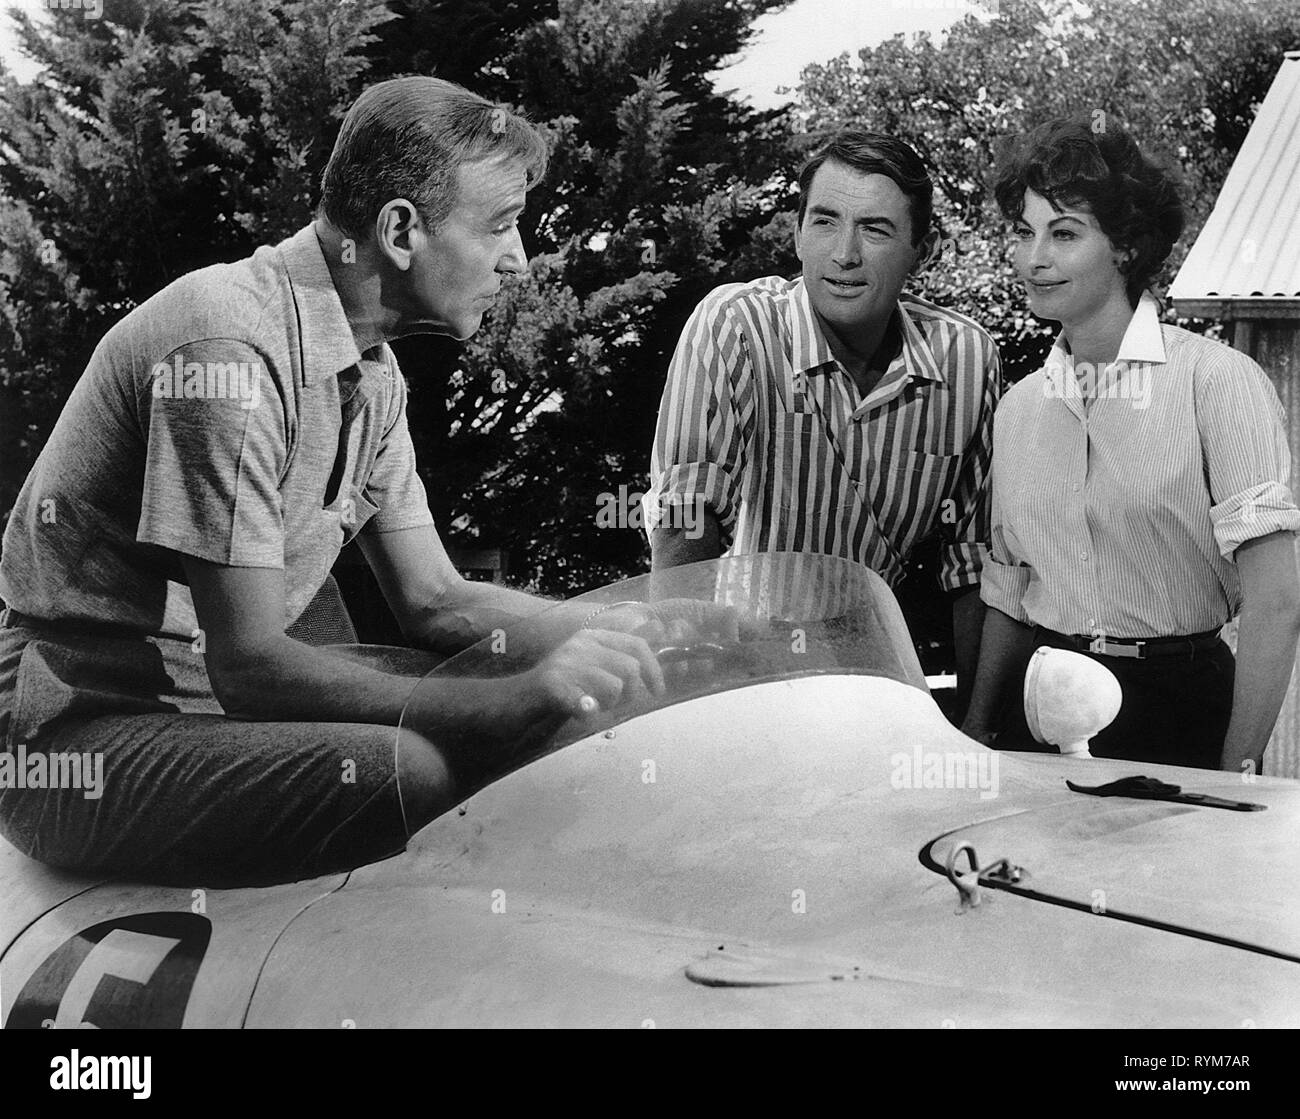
[319, 76, 549, 240]
[992, 116, 1185, 306]
[796, 129, 934, 246]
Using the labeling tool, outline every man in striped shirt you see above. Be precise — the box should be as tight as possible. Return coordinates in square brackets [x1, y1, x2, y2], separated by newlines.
[646, 130, 1002, 707]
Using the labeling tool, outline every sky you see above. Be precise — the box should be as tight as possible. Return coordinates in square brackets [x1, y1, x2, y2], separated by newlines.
[0, 0, 984, 105]
[715, 0, 983, 109]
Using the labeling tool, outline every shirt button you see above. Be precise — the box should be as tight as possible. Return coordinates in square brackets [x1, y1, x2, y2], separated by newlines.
[1079, 551, 1089, 561]
[1072, 483, 1081, 493]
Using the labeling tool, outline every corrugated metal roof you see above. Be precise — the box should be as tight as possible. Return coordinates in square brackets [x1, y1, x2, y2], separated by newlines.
[1170, 51, 1300, 309]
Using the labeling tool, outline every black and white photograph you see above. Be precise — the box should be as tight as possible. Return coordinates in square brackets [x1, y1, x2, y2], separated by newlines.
[0, 0, 1295, 1065]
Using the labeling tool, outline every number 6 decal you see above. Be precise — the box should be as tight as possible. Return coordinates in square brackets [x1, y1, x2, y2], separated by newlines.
[5, 913, 211, 1029]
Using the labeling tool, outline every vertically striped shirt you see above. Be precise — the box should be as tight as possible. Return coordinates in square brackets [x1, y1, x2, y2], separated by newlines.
[981, 292, 1300, 638]
[647, 276, 1001, 590]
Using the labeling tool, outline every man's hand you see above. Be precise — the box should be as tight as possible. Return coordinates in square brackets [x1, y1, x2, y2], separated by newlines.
[581, 598, 745, 647]
[523, 627, 666, 720]
[402, 625, 670, 790]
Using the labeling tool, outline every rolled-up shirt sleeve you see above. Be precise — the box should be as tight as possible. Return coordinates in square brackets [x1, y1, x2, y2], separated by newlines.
[646, 292, 752, 544]
[1196, 350, 1300, 557]
[939, 337, 1002, 592]
[980, 554, 1034, 624]
[978, 404, 1034, 624]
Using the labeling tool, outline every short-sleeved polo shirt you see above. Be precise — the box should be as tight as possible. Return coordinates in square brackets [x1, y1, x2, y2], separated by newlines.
[0, 224, 434, 743]
[1, 223, 434, 637]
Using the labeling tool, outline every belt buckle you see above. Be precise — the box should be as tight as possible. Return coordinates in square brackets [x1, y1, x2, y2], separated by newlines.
[1091, 636, 1143, 658]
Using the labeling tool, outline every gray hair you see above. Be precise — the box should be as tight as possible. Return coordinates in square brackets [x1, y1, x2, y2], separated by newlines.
[319, 76, 549, 239]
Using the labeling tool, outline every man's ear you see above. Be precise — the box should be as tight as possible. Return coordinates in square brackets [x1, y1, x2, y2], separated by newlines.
[916, 228, 942, 272]
[793, 213, 804, 263]
[374, 199, 423, 272]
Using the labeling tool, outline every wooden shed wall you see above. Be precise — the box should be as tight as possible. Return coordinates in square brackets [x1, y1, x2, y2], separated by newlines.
[1229, 317, 1300, 778]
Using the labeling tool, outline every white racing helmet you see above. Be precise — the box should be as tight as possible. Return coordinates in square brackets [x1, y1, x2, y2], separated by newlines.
[1023, 646, 1123, 757]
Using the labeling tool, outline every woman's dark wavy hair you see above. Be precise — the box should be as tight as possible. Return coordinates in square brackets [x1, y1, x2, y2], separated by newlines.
[992, 117, 1185, 306]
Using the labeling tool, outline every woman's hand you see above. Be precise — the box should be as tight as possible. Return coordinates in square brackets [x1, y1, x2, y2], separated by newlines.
[962, 722, 1000, 748]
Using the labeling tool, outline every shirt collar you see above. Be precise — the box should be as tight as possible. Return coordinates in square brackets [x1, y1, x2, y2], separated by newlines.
[278, 224, 364, 385]
[893, 297, 945, 385]
[1045, 289, 1167, 374]
[789, 280, 944, 385]
[789, 279, 837, 374]
[1116, 290, 1167, 364]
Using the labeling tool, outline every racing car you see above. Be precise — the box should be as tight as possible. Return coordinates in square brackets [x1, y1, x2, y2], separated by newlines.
[3, 553, 1296, 1028]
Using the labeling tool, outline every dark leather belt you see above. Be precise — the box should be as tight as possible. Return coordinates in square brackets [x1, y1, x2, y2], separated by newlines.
[1034, 625, 1223, 660]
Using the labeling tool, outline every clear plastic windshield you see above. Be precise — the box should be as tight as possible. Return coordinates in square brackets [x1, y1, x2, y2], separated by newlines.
[396, 554, 926, 821]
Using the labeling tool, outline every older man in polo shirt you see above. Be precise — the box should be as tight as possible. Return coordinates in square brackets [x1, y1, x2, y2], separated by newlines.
[647, 130, 1002, 706]
[0, 77, 670, 885]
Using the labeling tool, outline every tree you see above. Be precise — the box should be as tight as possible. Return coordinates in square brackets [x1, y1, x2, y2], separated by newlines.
[0, 0, 394, 523]
[381, 0, 798, 594]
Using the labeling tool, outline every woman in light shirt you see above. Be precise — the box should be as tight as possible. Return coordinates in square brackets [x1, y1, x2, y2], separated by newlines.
[962, 117, 1300, 772]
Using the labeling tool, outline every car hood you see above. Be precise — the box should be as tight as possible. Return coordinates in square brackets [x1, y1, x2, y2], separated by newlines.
[241, 675, 1300, 1027]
